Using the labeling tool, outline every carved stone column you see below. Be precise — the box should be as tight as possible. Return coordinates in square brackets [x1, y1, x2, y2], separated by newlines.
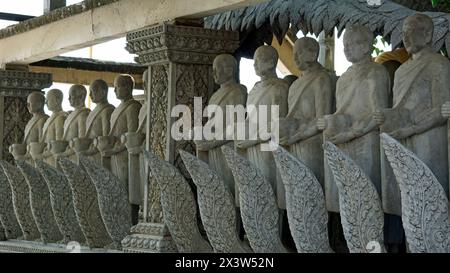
[121, 23, 239, 253]
[0, 70, 52, 163]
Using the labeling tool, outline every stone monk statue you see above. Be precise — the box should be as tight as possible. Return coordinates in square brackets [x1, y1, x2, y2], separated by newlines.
[374, 14, 450, 216]
[72, 79, 115, 162]
[39, 89, 68, 167]
[10, 92, 48, 161]
[318, 25, 390, 213]
[195, 54, 247, 200]
[235, 45, 289, 208]
[278, 37, 333, 188]
[100, 74, 141, 225]
[57, 85, 91, 162]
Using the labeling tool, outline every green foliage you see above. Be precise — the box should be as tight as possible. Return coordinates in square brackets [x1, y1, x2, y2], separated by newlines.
[372, 36, 388, 57]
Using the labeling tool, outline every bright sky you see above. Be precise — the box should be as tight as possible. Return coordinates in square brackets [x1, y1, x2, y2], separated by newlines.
[1, 1, 391, 113]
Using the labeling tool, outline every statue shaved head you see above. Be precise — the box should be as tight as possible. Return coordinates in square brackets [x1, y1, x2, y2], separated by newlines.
[46, 89, 64, 112]
[213, 54, 238, 85]
[403, 13, 434, 54]
[27, 91, 45, 114]
[254, 45, 279, 77]
[294, 37, 320, 70]
[114, 74, 135, 100]
[343, 25, 374, 63]
[90, 79, 109, 104]
[69, 84, 87, 108]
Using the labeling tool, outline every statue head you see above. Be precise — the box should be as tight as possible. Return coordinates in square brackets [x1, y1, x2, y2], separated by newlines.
[27, 91, 45, 114]
[403, 14, 433, 54]
[294, 37, 319, 70]
[46, 89, 63, 112]
[254, 45, 278, 77]
[213, 54, 237, 85]
[114, 74, 134, 100]
[69, 84, 87, 109]
[343, 25, 373, 63]
[89, 79, 109, 104]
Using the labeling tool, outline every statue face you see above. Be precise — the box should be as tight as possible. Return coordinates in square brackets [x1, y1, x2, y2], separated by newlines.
[213, 61, 233, 85]
[27, 94, 44, 114]
[89, 87, 103, 103]
[46, 93, 61, 112]
[343, 33, 369, 63]
[114, 80, 132, 100]
[69, 88, 86, 108]
[253, 48, 277, 77]
[402, 21, 428, 54]
[294, 46, 316, 70]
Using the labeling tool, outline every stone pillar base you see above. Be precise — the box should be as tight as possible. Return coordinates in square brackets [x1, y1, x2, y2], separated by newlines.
[121, 223, 177, 253]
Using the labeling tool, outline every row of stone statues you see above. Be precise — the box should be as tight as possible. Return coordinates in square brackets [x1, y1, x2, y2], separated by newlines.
[180, 13, 449, 253]
[0, 72, 154, 250]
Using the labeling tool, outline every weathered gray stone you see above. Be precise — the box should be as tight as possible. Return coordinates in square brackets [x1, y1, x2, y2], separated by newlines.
[323, 142, 385, 253]
[0, 165, 22, 239]
[221, 145, 287, 253]
[121, 223, 178, 253]
[235, 45, 289, 209]
[144, 150, 212, 253]
[179, 150, 250, 253]
[0, 160, 40, 240]
[319, 25, 389, 213]
[35, 160, 85, 244]
[381, 133, 450, 253]
[272, 146, 332, 253]
[16, 160, 63, 243]
[79, 156, 132, 248]
[58, 157, 112, 248]
[376, 14, 450, 216]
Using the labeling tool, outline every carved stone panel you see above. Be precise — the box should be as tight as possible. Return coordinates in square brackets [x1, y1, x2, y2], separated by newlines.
[0, 160, 39, 240]
[0, 162, 22, 239]
[58, 158, 112, 248]
[35, 160, 85, 244]
[16, 160, 63, 243]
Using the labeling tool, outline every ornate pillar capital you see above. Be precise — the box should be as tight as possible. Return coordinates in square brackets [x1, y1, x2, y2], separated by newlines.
[126, 23, 240, 65]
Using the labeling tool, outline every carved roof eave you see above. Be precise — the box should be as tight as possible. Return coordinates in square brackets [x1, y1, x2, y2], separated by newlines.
[205, 0, 450, 53]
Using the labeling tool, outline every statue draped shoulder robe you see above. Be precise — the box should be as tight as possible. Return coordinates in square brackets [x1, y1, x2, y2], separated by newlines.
[24, 113, 48, 144]
[381, 51, 450, 216]
[41, 111, 68, 167]
[63, 107, 91, 162]
[85, 103, 115, 162]
[246, 78, 288, 209]
[109, 99, 142, 205]
[287, 66, 333, 189]
[204, 84, 247, 199]
[325, 62, 389, 213]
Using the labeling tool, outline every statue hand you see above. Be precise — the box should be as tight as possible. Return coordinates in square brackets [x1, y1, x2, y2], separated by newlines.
[373, 109, 385, 125]
[389, 127, 415, 140]
[329, 131, 355, 145]
[441, 102, 450, 119]
[316, 117, 327, 131]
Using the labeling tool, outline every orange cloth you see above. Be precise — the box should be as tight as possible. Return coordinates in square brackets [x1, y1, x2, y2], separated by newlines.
[374, 48, 410, 64]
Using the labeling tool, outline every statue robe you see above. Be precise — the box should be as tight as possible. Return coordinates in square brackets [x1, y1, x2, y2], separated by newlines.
[245, 77, 288, 209]
[24, 113, 49, 144]
[41, 111, 68, 167]
[381, 50, 450, 216]
[204, 84, 247, 202]
[287, 65, 333, 189]
[63, 107, 91, 162]
[325, 61, 389, 213]
[85, 103, 115, 162]
[109, 99, 142, 205]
